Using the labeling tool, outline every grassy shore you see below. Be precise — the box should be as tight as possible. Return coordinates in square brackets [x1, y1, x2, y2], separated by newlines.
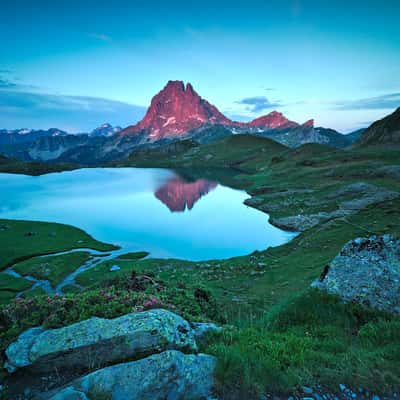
[0, 219, 118, 272]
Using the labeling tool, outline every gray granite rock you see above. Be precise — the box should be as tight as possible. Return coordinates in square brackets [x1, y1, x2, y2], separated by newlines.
[44, 350, 216, 400]
[5, 309, 197, 373]
[312, 235, 400, 314]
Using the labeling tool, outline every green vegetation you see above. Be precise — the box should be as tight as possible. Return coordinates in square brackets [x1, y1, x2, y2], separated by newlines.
[0, 219, 118, 271]
[13, 251, 92, 287]
[117, 251, 149, 260]
[209, 290, 400, 398]
[0, 154, 77, 175]
[1, 136, 400, 396]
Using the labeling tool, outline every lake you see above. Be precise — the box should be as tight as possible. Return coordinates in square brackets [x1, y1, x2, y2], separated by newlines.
[0, 168, 296, 260]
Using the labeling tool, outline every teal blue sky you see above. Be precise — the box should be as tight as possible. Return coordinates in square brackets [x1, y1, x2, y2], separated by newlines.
[0, 0, 399, 132]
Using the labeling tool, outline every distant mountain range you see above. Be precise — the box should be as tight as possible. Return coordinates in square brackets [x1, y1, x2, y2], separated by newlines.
[0, 81, 396, 164]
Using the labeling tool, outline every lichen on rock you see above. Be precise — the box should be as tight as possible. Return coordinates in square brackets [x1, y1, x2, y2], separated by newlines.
[312, 235, 400, 314]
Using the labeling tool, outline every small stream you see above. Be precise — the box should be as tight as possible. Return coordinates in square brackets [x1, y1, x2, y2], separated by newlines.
[4, 247, 128, 297]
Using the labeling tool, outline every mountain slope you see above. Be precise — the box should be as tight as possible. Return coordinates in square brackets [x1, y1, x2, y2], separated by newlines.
[355, 107, 400, 147]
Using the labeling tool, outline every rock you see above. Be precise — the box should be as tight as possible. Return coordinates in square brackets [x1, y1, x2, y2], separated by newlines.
[110, 264, 120, 271]
[302, 386, 313, 394]
[311, 235, 400, 314]
[270, 182, 398, 232]
[44, 350, 216, 400]
[48, 387, 88, 400]
[4, 326, 44, 373]
[192, 322, 222, 343]
[5, 309, 198, 373]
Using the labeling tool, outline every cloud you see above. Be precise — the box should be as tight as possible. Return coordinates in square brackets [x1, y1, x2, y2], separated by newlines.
[89, 33, 113, 43]
[0, 78, 17, 88]
[335, 93, 400, 110]
[0, 90, 146, 132]
[235, 96, 282, 113]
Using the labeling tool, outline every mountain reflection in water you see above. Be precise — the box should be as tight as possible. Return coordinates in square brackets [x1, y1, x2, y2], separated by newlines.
[154, 176, 217, 212]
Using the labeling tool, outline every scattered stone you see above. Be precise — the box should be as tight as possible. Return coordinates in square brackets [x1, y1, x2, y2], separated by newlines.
[303, 386, 313, 394]
[5, 309, 198, 374]
[44, 350, 216, 400]
[24, 231, 37, 237]
[312, 235, 400, 314]
[109, 264, 120, 272]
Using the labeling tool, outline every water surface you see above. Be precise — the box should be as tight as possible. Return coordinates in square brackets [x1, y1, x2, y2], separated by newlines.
[0, 168, 295, 260]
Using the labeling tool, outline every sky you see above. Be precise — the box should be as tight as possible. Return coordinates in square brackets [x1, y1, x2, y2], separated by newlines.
[0, 0, 399, 133]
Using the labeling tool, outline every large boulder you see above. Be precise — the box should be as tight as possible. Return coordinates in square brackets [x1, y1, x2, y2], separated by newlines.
[311, 235, 400, 314]
[5, 309, 197, 374]
[43, 350, 216, 400]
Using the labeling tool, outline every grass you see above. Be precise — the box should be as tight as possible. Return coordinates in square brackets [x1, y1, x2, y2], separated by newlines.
[0, 155, 77, 176]
[116, 251, 149, 260]
[208, 290, 400, 398]
[13, 251, 92, 287]
[0, 274, 32, 293]
[0, 219, 118, 271]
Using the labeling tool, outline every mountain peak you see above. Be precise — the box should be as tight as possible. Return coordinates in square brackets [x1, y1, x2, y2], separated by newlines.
[121, 81, 232, 139]
[249, 111, 299, 129]
[303, 119, 314, 127]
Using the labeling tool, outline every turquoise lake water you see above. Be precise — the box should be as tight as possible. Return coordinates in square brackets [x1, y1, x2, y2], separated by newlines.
[0, 168, 295, 260]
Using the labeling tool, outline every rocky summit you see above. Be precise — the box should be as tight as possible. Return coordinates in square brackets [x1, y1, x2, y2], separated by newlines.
[120, 80, 233, 139]
[312, 235, 400, 314]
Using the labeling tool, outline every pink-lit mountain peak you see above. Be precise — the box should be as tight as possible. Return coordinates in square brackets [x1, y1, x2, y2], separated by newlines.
[249, 111, 299, 129]
[121, 80, 232, 139]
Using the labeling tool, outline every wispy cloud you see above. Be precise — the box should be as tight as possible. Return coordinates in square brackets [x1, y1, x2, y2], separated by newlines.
[0, 90, 145, 132]
[235, 96, 282, 113]
[89, 33, 113, 43]
[334, 93, 400, 110]
[0, 78, 17, 89]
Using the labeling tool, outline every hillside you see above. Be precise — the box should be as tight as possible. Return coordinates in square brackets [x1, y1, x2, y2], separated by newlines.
[355, 107, 400, 147]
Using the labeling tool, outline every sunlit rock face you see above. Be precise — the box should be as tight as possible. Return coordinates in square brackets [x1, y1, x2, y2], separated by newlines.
[155, 176, 217, 212]
[249, 111, 299, 129]
[121, 80, 233, 140]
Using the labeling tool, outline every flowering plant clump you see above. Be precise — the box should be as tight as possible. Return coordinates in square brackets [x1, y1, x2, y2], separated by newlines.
[0, 274, 223, 367]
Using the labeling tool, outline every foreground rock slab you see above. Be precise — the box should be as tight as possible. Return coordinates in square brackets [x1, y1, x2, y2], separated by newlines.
[43, 350, 216, 400]
[5, 309, 197, 373]
[312, 235, 400, 314]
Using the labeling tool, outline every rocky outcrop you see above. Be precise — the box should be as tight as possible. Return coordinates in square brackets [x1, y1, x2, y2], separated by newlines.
[5, 309, 219, 399]
[256, 182, 398, 232]
[312, 235, 400, 314]
[43, 351, 216, 400]
[5, 309, 197, 374]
